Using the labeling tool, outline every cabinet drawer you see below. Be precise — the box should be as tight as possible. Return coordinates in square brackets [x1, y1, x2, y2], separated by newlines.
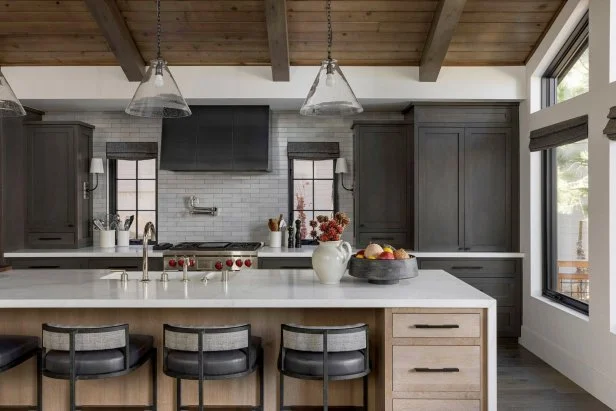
[88, 258, 163, 271]
[258, 257, 312, 269]
[27, 233, 75, 248]
[357, 232, 409, 248]
[393, 313, 480, 338]
[9, 258, 88, 270]
[393, 399, 480, 411]
[393, 346, 481, 392]
[419, 259, 516, 275]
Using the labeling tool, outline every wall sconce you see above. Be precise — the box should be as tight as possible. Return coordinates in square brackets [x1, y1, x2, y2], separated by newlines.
[335, 157, 353, 192]
[83, 158, 105, 199]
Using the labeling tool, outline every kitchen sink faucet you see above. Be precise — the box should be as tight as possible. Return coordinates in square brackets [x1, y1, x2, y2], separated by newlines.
[142, 222, 156, 282]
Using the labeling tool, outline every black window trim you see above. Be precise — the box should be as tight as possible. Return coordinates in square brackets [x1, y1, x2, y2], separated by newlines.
[541, 149, 589, 315]
[109, 158, 159, 243]
[541, 11, 589, 108]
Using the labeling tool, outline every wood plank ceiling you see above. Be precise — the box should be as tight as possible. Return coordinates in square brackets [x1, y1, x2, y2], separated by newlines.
[0, 0, 565, 79]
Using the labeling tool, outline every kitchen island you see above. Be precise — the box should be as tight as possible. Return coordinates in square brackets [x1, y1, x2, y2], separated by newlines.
[0, 269, 496, 410]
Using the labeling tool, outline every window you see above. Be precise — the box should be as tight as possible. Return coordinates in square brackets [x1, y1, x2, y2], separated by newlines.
[542, 138, 589, 314]
[287, 142, 340, 242]
[542, 12, 589, 108]
[109, 158, 158, 240]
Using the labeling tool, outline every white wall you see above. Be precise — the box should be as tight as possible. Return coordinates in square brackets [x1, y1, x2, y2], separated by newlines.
[519, 0, 616, 408]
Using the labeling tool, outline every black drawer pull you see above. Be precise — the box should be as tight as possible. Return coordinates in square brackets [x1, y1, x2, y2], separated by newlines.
[28, 265, 60, 269]
[106, 266, 139, 270]
[414, 367, 460, 373]
[414, 324, 460, 329]
[38, 237, 62, 241]
[451, 266, 483, 270]
[370, 237, 394, 241]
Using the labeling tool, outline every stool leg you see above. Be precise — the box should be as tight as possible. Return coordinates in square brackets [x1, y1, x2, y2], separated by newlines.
[259, 356, 264, 411]
[176, 379, 181, 411]
[36, 350, 42, 411]
[323, 376, 329, 411]
[151, 349, 157, 411]
[279, 373, 284, 411]
[363, 374, 369, 410]
[198, 378, 204, 411]
[69, 377, 76, 411]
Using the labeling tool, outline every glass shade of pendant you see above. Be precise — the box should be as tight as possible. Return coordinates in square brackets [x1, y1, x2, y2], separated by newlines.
[0, 69, 26, 117]
[300, 60, 363, 117]
[125, 59, 191, 118]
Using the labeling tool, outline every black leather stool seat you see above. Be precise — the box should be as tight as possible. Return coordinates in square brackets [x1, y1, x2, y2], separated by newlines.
[0, 335, 39, 369]
[283, 349, 365, 377]
[44, 334, 153, 376]
[166, 337, 260, 377]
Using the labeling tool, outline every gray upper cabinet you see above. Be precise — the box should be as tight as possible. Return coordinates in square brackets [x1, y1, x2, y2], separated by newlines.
[416, 127, 464, 251]
[25, 122, 94, 248]
[161, 106, 270, 171]
[353, 122, 412, 248]
[412, 104, 518, 252]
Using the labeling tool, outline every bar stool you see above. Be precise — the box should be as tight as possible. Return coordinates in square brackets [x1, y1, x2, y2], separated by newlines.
[278, 323, 370, 410]
[162, 323, 264, 411]
[0, 335, 41, 410]
[41, 323, 157, 411]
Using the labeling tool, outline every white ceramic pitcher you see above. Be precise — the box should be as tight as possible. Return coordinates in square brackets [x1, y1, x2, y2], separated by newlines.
[311, 240, 353, 284]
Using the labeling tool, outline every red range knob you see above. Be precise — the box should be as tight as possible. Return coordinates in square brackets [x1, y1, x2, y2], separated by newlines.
[189, 259, 195, 267]
[235, 259, 243, 267]
[168, 259, 177, 267]
[244, 259, 252, 268]
[215, 261, 223, 270]
[178, 259, 185, 267]
[225, 259, 234, 268]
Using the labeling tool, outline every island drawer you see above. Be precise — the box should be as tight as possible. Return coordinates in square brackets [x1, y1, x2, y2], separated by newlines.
[392, 345, 481, 392]
[393, 313, 481, 338]
[419, 258, 517, 275]
[393, 399, 480, 411]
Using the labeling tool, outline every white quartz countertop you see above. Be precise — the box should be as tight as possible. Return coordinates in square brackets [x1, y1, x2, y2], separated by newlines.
[258, 245, 524, 258]
[4, 245, 524, 259]
[0, 269, 495, 309]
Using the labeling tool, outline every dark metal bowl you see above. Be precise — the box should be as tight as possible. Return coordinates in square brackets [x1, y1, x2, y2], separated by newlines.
[348, 255, 419, 284]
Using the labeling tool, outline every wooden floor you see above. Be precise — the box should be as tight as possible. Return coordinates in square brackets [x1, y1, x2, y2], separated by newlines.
[498, 339, 611, 410]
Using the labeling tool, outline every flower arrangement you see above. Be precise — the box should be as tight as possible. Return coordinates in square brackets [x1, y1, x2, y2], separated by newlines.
[310, 212, 350, 242]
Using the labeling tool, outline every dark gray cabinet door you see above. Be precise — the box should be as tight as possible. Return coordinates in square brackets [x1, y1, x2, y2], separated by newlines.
[196, 107, 234, 171]
[355, 125, 410, 232]
[416, 127, 464, 251]
[26, 126, 76, 232]
[233, 106, 269, 171]
[464, 127, 512, 251]
[160, 115, 198, 171]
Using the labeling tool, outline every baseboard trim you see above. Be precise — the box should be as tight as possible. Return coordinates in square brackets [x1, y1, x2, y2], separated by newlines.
[520, 325, 616, 409]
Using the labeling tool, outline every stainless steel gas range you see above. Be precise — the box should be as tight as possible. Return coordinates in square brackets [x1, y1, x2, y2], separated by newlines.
[162, 242, 261, 272]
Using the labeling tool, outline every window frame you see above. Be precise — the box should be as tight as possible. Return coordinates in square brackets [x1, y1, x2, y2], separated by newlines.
[108, 158, 159, 243]
[541, 148, 589, 315]
[541, 11, 589, 108]
[288, 159, 339, 241]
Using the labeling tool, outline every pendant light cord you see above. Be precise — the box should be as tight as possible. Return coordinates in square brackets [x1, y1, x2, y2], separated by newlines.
[156, 0, 162, 60]
[326, 0, 332, 62]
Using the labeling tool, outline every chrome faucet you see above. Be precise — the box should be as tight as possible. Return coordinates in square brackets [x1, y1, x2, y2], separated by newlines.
[181, 256, 190, 282]
[142, 222, 156, 282]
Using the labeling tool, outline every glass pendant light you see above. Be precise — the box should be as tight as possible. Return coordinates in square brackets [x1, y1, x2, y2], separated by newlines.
[125, 0, 191, 118]
[300, 0, 362, 116]
[0, 68, 26, 117]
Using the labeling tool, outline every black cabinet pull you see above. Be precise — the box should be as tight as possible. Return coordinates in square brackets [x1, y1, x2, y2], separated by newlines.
[370, 237, 394, 241]
[413, 324, 460, 329]
[465, 247, 471, 251]
[106, 266, 139, 270]
[38, 237, 62, 241]
[451, 266, 483, 270]
[28, 265, 61, 269]
[414, 367, 460, 373]
[458, 247, 464, 251]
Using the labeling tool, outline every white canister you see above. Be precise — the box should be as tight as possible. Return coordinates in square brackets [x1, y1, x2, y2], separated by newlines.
[269, 231, 282, 248]
[117, 230, 130, 247]
[99, 230, 116, 248]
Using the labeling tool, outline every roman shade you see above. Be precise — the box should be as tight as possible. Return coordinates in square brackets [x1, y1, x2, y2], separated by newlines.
[287, 142, 340, 160]
[529, 115, 588, 152]
[603, 106, 616, 140]
[106, 142, 158, 160]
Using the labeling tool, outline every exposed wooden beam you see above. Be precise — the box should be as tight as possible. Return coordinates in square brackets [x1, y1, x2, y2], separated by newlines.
[264, 0, 290, 81]
[83, 0, 145, 81]
[419, 0, 467, 82]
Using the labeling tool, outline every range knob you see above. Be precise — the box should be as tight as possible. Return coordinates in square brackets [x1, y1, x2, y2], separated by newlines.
[215, 261, 223, 270]
[244, 259, 252, 268]
[178, 259, 184, 267]
[235, 259, 243, 267]
[189, 259, 195, 267]
[168, 259, 177, 267]
[225, 259, 234, 268]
